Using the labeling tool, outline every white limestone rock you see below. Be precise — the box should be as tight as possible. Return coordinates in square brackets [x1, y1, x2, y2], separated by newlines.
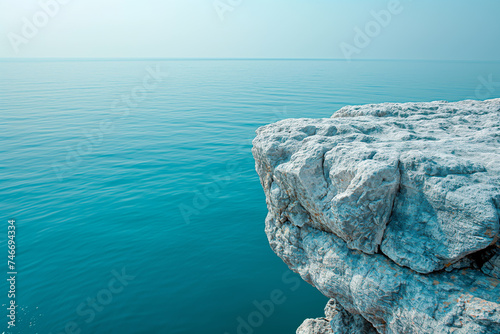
[253, 99, 500, 333]
[253, 99, 500, 273]
[296, 319, 332, 334]
[297, 299, 377, 334]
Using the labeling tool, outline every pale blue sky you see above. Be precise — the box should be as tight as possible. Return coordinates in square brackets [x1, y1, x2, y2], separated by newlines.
[1, 0, 499, 60]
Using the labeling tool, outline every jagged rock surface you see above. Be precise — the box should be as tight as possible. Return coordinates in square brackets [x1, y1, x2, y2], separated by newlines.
[253, 99, 500, 334]
[297, 319, 332, 334]
[297, 299, 377, 334]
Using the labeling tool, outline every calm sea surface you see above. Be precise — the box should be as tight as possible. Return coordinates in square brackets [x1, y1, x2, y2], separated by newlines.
[1, 59, 500, 333]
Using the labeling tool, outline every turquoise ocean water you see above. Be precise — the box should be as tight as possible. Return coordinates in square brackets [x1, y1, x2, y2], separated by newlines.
[1, 59, 500, 334]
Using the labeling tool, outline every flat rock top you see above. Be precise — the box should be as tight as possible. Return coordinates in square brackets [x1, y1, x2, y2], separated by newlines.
[253, 99, 500, 274]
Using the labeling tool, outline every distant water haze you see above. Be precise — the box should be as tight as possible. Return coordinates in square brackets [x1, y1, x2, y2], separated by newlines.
[1, 0, 500, 60]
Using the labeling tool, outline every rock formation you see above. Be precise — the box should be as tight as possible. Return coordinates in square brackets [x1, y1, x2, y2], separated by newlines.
[252, 99, 500, 333]
[297, 299, 378, 334]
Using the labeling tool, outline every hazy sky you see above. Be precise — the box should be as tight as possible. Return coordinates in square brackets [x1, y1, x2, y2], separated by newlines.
[1, 0, 499, 60]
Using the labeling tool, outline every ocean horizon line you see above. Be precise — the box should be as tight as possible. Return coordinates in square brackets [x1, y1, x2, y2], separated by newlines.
[1, 57, 500, 63]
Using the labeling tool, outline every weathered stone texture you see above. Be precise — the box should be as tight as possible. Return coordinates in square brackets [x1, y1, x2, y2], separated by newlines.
[253, 99, 500, 334]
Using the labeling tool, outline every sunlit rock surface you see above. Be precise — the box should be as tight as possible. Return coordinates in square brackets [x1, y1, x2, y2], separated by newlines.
[253, 99, 500, 334]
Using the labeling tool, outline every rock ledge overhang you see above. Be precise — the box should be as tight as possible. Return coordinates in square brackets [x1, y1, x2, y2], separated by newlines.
[253, 99, 500, 333]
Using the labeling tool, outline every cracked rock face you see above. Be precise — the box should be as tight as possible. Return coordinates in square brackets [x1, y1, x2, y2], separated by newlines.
[253, 99, 500, 334]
